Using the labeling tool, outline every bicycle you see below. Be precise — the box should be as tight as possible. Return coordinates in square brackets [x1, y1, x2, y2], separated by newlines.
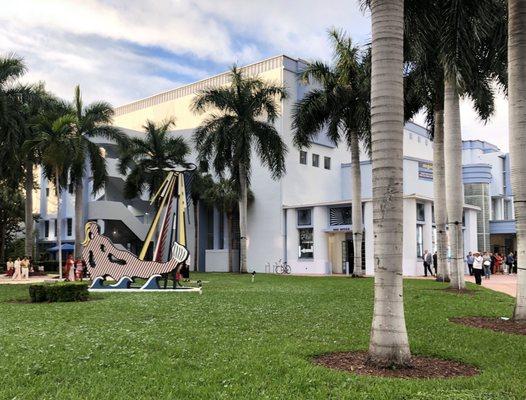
[273, 259, 291, 274]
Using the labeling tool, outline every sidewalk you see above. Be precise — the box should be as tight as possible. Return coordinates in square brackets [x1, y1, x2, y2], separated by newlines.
[465, 274, 517, 297]
[0, 274, 58, 285]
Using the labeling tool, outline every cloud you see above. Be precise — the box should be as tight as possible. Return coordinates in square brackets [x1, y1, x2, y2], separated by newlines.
[0, 0, 508, 150]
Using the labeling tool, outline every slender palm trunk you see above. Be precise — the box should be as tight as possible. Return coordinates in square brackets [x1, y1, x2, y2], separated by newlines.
[74, 181, 83, 259]
[193, 200, 199, 272]
[226, 211, 233, 273]
[433, 107, 450, 282]
[55, 171, 63, 279]
[509, 0, 526, 321]
[24, 162, 34, 259]
[368, 0, 411, 367]
[238, 164, 248, 274]
[444, 75, 465, 290]
[350, 133, 363, 277]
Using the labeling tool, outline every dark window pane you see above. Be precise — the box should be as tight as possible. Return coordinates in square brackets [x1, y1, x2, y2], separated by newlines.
[416, 203, 425, 221]
[324, 156, 331, 170]
[329, 207, 352, 226]
[297, 209, 312, 226]
[299, 228, 314, 259]
[312, 154, 319, 167]
[299, 151, 307, 165]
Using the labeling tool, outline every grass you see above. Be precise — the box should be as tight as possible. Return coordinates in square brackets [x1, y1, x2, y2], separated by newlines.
[0, 274, 524, 399]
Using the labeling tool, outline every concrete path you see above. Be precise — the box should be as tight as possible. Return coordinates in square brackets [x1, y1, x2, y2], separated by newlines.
[0, 274, 58, 285]
[465, 274, 517, 297]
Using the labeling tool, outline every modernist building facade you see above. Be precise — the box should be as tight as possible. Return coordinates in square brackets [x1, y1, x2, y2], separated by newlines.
[33, 55, 514, 275]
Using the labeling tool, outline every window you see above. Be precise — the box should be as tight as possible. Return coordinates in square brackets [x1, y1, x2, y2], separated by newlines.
[416, 203, 425, 222]
[297, 209, 312, 226]
[431, 205, 435, 223]
[298, 228, 314, 259]
[54, 219, 58, 237]
[416, 225, 423, 257]
[329, 207, 352, 226]
[312, 154, 319, 167]
[504, 199, 512, 220]
[67, 218, 72, 236]
[206, 207, 214, 249]
[299, 151, 307, 165]
[324, 156, 331, 170]
[44, 221, 49, 238]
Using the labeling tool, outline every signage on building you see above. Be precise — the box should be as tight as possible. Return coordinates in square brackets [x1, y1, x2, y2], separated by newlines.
[418, 161, 433, 181]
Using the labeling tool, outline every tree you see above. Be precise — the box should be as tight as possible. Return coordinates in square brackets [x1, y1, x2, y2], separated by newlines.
[509, 0, 526, 321]
[189, 169, 214, 272]
[118, 119, 189, 200]
[292, 29, 370, 276]
[23, 115, 78, 279]
[192, 66, 288, 273]
[68, 85, 127, 258]
[367, 0, 411, 367]
[0, 186, 24, 264]
[438, 0, 506, 289]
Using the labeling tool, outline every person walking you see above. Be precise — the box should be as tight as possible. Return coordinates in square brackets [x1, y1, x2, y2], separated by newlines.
[483, 252, 492, 279]
[5, 258, 14, 276]
[466, 252, 474, 276]
[422, 250, 434, 277]
[12, 257, 22, 280]
[65, 254, 75, 281]
[21, 256, 30, 280]
[506, 251, 515, 275]
[473, 252, 483, 285]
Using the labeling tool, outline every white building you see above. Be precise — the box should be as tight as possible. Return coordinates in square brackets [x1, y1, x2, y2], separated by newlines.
[35, 55, 513, 275]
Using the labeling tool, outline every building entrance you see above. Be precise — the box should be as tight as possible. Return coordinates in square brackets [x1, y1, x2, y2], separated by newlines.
[342, 236, 366, 275]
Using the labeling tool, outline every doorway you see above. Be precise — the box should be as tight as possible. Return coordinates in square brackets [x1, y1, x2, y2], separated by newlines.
[342, 234, 366, 274]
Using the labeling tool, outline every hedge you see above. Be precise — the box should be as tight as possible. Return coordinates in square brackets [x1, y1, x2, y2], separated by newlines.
[29, 282, 89, 303]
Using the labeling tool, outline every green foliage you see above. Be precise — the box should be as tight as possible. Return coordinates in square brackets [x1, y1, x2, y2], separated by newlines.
[0, 186, 24, 262]
[292, 29, 371, 154]
[192, 66, 288, 182]
[0, 274, 523, 399]
[28, 282, 89, 303]
[118, 119, 190, 199]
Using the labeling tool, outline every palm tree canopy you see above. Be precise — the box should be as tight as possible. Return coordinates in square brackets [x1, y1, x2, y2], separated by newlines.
[292, 29, 371, 154]
[118, 119, 190, 199]
[68, 85, 128, 193]
[403, 0, 507, 136]
[192, 66, 288, 182]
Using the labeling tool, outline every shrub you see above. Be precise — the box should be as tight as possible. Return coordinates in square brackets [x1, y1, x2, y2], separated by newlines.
[29, 282, 89, 303]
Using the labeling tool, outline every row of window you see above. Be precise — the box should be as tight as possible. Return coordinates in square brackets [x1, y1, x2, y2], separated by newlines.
[297, 207, 354, 227]
[45, 183, 75, 197]
[44, 219, 73, 238]
[299, 151, 331, 170]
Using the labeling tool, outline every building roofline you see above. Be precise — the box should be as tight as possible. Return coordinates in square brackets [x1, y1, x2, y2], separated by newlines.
[114, 54, 298, 116]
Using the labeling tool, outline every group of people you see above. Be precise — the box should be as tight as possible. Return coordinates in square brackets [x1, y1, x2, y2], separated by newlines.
[466, 251, 517, 285]
[422, 250, 438, 277]
[5, 256, 32, 280]
[64, 254, 86, 281]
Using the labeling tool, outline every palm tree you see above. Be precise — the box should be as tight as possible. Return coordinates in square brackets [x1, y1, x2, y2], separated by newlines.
[292, 29, 370, 277]
[439, 0, 506, 289]
[189, 169, 214, 272]
[192, 66, 288, 273]
[23, 115, 77, 279]
[68, 85, 127, 258]
[204, 178, 240, 272]
[509, 0, 526, 321]
[118, 119, 189, 200]
[367, 0, 411, 367]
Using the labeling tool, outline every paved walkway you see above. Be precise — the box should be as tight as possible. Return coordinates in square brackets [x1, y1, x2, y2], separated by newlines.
[0, 274, 58, 285]
[465, 274, 517, 297]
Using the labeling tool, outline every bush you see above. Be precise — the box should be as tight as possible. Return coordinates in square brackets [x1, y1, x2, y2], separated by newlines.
[29, 282, 89, 303]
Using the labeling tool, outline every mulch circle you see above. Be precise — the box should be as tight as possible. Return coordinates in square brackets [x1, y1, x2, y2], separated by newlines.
[450, 317, 526, 336]
[313, 351, 479, 379]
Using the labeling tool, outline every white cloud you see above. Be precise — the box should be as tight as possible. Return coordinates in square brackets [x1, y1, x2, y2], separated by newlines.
[0, 0, 508, 150]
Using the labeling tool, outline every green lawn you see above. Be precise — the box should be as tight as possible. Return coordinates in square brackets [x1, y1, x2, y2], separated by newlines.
[0, 274, 524, 399]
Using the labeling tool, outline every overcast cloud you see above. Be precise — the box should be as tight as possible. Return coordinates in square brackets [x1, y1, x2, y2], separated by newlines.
[0, 0, 509, 150]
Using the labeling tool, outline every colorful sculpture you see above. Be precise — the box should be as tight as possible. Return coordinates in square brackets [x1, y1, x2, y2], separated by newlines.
[82, 166, 200, 292]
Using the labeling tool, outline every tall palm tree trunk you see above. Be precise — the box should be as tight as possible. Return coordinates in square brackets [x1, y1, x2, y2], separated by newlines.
[238, 164, 248, 274]
[444, 75, 466, 290]
[226, 211, 233, 273]
[24, 162, 34, 259]
[368, 0, 411, 367]
[74, 181, 84, 259]
[193, 200, 199, 272]
[433, 107, 450, 282]
[509, 0, 526, 321]
[55, 171, 63, 279]
[350, 133, 363, 277]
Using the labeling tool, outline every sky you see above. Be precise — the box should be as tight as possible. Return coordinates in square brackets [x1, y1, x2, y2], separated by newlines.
[1, 0, 509, 151]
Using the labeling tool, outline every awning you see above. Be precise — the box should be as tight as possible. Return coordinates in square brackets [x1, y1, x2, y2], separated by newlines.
[47, 243, 75, 252]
